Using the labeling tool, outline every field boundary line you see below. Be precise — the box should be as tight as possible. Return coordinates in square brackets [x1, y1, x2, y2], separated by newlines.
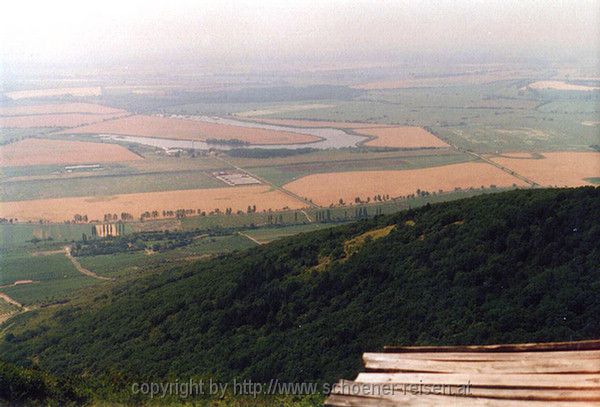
[0, 292, 27, 310]
[468, 151, 539, 187]
[238, 151, 458, 171]
[300, 209, 313, 222]
[48, 113, 134, 135]
[64, 246, 114, 281]
[213, 155, 320, 208]
[427, 128, 539, 187]
[237, 232, 264, 245]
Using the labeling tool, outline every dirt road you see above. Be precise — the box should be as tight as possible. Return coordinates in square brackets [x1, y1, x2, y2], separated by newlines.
[64, 246, 114, 281]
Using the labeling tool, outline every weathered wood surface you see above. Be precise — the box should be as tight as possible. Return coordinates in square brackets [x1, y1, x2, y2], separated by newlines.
[326, 392, 600, 406]
[364, 349, 600, 361]
[325, 340, 600, 406]
[328, 378, 600, 405]
[363, 352, 600, 373]
[353, 372, 600, 388]
[383, 339, 600, 353]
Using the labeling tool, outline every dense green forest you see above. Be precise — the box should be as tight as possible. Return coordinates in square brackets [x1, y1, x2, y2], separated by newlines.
[0, 360, 85, 406]
[1, 187, 599, 404]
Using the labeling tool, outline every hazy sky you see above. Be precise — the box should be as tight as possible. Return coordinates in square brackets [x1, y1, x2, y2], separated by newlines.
[1, 0, 599, 69]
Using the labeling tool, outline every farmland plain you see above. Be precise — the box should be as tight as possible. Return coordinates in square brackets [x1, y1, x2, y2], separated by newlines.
[5, 87, 103, 100]
[0, 138, 142, 167]
[283, 162, 526, 206]
[355, 126, 449, 148]
[0, 103, 126, 116]
[59, 114, 320, 144]
[0, 185, 306, 223]
[487, 152, 600, 187]
[0, 113, 124, 128]
[1, 68, 598, 318]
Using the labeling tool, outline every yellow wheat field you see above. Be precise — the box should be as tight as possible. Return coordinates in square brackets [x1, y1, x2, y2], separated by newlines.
[487, 152, 600, 187]
[0, 185, 306, 223]
[0, 138, 142, 167]
[283, 162, 526, 206]
[356, 127, 449, 148]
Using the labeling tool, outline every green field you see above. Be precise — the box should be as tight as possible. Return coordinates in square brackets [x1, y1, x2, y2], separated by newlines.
[1, 169, 224, 201]
[77, 234, 256, 278]
[0, 223, 94, 248]
[179, 208, 308, 230]
[0, 301, 19, 315]
[0, 128, 54, 145]
[240, 223, 340, 243]
[0, 248, 101, 305]
[76, 251, 150, 279]
[235, 81, 600, 152]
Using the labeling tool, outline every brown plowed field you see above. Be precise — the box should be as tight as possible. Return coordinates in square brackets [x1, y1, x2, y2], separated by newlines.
[1, 113, 122, 128]
[487, 152, 600, 187]
[240, 119, 448, 149]
[0, 138, 142, 167]
[356, 127, 449, 148]
[283, 162, 526, 206]
[59, 115, 320, 145]
[0, 185, 306, 223]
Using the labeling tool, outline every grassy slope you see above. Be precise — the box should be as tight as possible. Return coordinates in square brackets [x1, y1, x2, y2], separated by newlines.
[1, 188, 599, 387]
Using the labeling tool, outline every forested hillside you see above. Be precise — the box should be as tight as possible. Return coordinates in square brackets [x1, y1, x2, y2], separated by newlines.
[1, 188, 599, 398]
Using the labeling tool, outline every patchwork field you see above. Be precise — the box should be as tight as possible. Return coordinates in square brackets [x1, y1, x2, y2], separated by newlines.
[249, 151, 472, 186]
[0, 223, 107, 248]
[1, 171, 224, 201]
[283, 162, 526, 206]
[0, 103, 126, 116]
[0, 103, 126, 129]
[236, 104, 336, 117]
[5, 86, 103, 100]
[60, 114, 320, 144]
[356, 126, 450, 148]
[0, 138, 142, 167]
[352, 69, 539, 90]
[0, 113, 122, 128]
[0, 185, 306, 222]
[243, 118, 388, 129]
[525, 81, 600, 92]
[238, 119, 448, 148]
[487, 152, 600, 187]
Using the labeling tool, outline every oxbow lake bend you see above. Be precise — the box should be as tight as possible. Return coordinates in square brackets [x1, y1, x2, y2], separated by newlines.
[92, 115, 369, 150]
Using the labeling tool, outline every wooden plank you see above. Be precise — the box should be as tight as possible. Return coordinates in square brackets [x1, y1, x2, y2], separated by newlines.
[328, 341, 600, 405]
[326, 393, 397, 406]
[332, 380, 600, 402]
[363, 352, 600, 374]
[325, 393, 600, 406]
[454, 387, 600, 401]
[364, 350, 600, 362]
[326, 391, 599, 406]
[383, 339, 600, 353]
[353, 372, 600, 388]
